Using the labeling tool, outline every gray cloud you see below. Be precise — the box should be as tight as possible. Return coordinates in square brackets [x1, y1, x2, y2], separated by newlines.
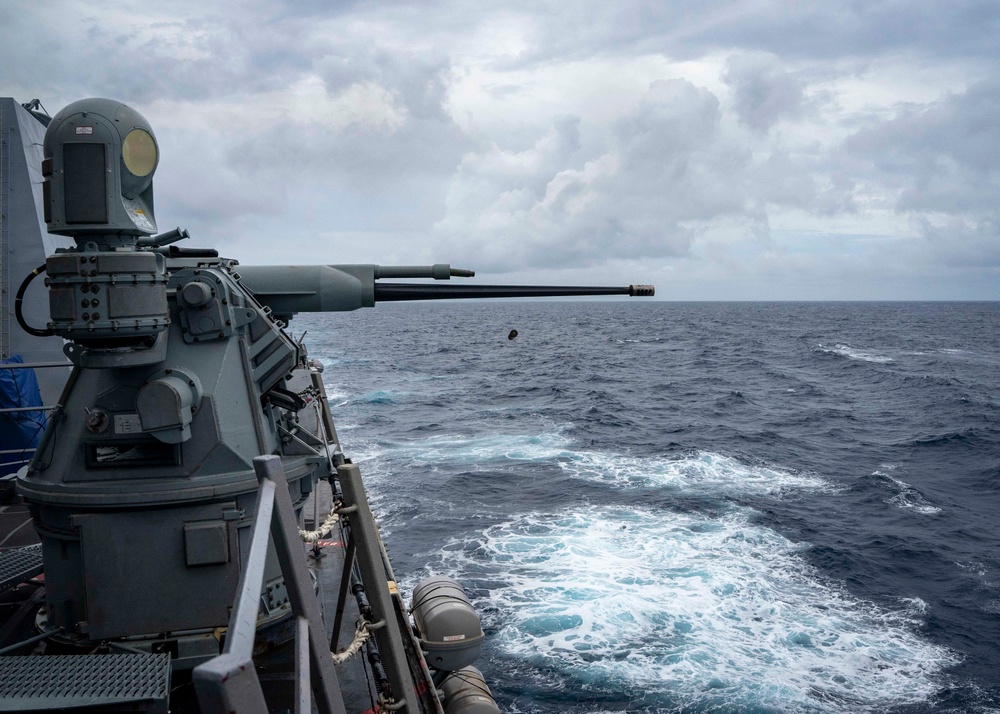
[682, 1, 1000, 61]
[722, 54, 807, 134]
[3, 0, 998, 297]
[839, 78, 1000, 272]
[468, 1, 1000, 67]
[844, 78, 1000, 213]
[433, 79, 752, 272]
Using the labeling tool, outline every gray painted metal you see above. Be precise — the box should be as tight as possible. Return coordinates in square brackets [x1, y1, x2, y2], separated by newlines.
[191, 654, 268, 714]
[0, 405, 58, 414]
[193, 456, 346, 714]
[339, 462, 420, 713]
[42, 98, 158, 241]
[0, 361, 72, 370]
[0, 99, 72, 404]
[296, 615, 310, 714]
[0, 629, 57, 657]
[237, 264, 652, 320]
[259, 455, 347, 714]
[0, 653, 170, 712]
[228, 479, 275, 660]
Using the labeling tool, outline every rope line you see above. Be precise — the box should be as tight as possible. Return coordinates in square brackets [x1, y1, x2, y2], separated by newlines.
[330, 620, 373, 665]
[299, 505, 340, 542]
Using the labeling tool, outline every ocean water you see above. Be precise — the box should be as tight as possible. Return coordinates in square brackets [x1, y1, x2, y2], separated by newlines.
[293, 301, 1000, 714]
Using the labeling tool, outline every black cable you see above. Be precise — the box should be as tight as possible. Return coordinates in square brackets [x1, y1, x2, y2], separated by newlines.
[14, 264, 53, 337]
[360, 632, 377, 713]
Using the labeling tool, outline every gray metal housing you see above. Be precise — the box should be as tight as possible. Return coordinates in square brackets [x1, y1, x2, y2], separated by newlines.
[0, 99, 73, 404]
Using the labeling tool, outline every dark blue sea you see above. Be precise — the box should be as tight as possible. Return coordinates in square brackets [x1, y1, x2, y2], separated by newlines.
[294, 301, 1000, 714]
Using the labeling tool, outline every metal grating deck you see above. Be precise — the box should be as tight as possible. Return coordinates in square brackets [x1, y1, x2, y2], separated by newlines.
[0, 653, 171, 711]
[0, 543, 42, 592]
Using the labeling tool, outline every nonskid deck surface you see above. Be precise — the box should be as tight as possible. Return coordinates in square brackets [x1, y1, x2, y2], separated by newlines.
[0, 543, 42, 593]
[0, 653, 171, 712]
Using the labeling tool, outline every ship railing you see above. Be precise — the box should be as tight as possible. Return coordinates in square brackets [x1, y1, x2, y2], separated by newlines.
[192, 455, 348, 714]
[0, 359, 70, 477]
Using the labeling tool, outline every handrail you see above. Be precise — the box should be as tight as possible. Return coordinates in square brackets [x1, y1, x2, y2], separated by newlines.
[0, 405, 58, 414]
[192, 456, 347, 714]
[0, 362, 72, 370]
[0, 360, 63, 415]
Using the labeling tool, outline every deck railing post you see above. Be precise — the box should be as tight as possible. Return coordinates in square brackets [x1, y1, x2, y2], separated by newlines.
[338, 462, 420, 712]
[255, 455, 347, 714]
[192, 474, 275, 714]
[193, 456, 347, 714]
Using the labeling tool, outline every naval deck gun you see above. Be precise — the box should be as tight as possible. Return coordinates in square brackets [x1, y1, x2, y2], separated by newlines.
[237, 262, 653, 319]
[1, 97, 653, 714]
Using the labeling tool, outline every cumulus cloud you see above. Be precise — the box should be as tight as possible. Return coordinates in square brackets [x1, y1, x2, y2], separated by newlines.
[2, 0, 997, 296]
[432, 79, 754, 272]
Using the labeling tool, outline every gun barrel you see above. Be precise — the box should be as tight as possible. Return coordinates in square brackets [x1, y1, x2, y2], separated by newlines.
[374, 283, 654, 302]
[237, 264, 654, 318]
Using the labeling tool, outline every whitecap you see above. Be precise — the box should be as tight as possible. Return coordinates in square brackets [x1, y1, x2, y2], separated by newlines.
[437, 506, 957, 713]
[380, 430, 577, 465]
[372, 432, 828, 498]
[822, 343, 894, 364]
[873, 473, 942, 515]
[559, 450, 829, 497]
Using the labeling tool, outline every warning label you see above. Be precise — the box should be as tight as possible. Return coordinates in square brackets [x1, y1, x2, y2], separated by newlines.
[114, 413, 142, 434]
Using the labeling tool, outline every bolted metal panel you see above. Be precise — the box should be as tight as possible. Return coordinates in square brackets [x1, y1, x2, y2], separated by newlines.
[76, 505, 238, 639]
[96, 252, 158, 273]
[107, 285, 169, 319]
[45, 254, 79, 274]
[47, 287, 76, 322]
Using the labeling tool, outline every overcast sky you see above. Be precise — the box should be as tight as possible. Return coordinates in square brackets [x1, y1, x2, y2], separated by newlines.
[4, 1, 999, 299]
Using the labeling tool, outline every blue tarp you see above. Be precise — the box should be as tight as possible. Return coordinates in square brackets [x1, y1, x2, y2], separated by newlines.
[0, 355, 46, 476]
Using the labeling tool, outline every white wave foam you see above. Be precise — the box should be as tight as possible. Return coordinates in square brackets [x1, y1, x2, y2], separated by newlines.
[560, 450, 829, 496]
[441, 506, 957, 713]
[381, 431, 577, 465]
[873, 472, 942, 515]
[377, 432, 828, 498]
[888, 493, 942, 516]
[325, 390, 351, 403]
[956, 561, 988, 579]
[820, 343, 894, 364]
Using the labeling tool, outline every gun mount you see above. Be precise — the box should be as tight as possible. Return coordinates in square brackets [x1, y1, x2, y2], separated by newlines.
[3, 97, 654, 713]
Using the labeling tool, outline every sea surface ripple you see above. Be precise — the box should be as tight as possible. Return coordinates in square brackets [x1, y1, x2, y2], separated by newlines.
[295, 301, 1000, 714]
